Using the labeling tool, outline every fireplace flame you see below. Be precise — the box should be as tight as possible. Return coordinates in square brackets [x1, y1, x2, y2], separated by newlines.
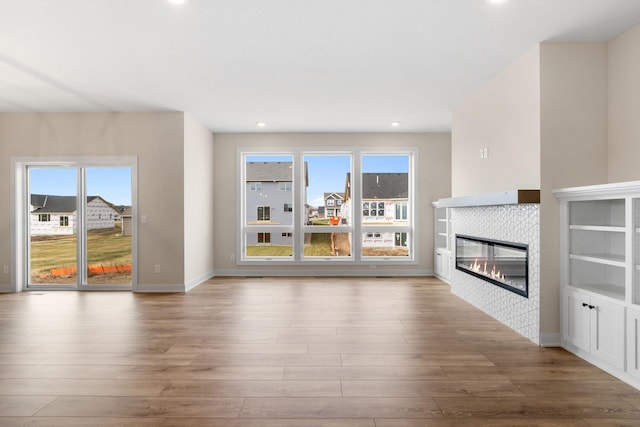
[469, 258, 506, 282]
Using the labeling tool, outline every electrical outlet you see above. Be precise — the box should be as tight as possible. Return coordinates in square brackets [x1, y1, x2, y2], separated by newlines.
[154, 264, 161, 274]
[2, 265, 8, 274]
[483, 147, 488, 158]
[229, 253, 235, 261]
[141, 215, 147, 224]
[479, 149, 484, 159]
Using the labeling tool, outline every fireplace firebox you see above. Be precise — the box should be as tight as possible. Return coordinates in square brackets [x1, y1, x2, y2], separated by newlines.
[455, 234, 528, 297]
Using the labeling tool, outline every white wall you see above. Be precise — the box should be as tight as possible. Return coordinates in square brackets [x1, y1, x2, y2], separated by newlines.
[452, 45, 541, 196]
[608, 24, 640, 183]
[539, 42, 609, 342]
[184, 114, 215, 290]
[0, 112, 188, 292]
[212, 133, 451, 276]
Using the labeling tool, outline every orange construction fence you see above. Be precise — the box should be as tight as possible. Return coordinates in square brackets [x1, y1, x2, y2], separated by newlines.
[48, 264, 132, 277]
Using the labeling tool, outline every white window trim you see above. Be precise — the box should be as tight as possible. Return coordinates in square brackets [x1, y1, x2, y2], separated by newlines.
[237, 147, 417, 265]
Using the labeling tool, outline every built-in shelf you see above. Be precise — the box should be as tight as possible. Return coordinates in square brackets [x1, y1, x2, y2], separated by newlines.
[555, 181, 640, 390]
[570, 253, 626, 267]
[436, 189, 540, 208]
[569, 284, 625, 301]
[570, 225, 626, 233]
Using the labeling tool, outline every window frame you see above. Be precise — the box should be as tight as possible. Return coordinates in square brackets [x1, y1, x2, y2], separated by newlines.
[238, 147, 417, 264]
[278, 182, 292, 192]
[257, 206, 271, 222]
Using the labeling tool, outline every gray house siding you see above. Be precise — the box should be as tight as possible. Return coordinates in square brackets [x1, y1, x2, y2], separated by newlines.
[244, 161, 310, 248]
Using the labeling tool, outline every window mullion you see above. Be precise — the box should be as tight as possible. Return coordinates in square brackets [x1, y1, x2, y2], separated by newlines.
[294, 151, 303, 262]
[352, 151, 362, 262]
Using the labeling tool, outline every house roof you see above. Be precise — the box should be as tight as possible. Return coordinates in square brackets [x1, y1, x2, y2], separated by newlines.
[324, 192, 345, 201]
[362, 173, 408, 199]
[246, 162, 293, 182]
[30, 194, 113, 214]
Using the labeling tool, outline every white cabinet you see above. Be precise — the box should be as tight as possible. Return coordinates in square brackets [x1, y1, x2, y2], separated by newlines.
[554, 181, 640, 389]
[564, 289, 625, 369]
[627, 307, 640, 380]
[434, 249, 450, 280]
[433, 203, 452, 282]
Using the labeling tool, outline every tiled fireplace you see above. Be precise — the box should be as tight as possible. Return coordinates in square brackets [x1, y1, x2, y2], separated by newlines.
[440, 191, 540, 344]
[455, 234, 529, 298]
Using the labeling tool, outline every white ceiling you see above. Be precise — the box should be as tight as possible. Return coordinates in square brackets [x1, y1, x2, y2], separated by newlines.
[2, 0, 640, 133]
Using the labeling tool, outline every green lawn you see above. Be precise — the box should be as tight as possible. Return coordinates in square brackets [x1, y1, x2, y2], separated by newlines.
[30, 228, 132, 277]
[246, 232, 336, 257]
[245, 245, 293, 256]
[303, 233, 333, 256]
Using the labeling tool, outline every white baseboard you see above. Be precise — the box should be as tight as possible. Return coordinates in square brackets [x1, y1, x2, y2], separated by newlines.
[134, 283, 186, 293]
[185, 270, 215, 292]
[213, 268, 432, 277]
[539, 333, 561, 347]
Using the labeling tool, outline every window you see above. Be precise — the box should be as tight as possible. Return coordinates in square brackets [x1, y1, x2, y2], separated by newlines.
[395, 202, 408, 220]
[364, 201, 386, 217]
[361, 154, 412, 258]
[278, 182, 292, 191]
[244, 155, 293, 257]
[240, 149, 414, 262]
[38, 214, 50, 222]
[257, 206, 271, 221]
[395, 232, 408, 247]
[60, 216, 69, 227]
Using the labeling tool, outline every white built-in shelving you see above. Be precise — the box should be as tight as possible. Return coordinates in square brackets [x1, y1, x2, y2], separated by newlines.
[433, 203, 452, 283]
[554, 181, 640, 389]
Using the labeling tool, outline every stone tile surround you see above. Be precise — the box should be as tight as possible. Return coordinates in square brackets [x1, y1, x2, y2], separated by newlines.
[450, 204, 540, 344]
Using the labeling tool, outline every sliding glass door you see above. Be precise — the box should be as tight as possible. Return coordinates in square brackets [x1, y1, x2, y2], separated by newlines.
[29, 168, 78, 285]
[27, 165, 133, 289]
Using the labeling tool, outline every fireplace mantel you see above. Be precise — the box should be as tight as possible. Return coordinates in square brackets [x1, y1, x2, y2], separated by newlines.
[436, 189, 540, 208]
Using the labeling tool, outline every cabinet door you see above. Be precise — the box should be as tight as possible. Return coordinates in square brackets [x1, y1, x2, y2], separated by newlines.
[564, 290, 591, 353]
[441, 250, 450, 280]
[627, 308, 640, 378]
[435, 251, 443, 277]
[590, 297, 625, 370]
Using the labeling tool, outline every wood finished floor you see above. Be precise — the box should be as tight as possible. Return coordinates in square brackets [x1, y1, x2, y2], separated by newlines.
[1, 276, 640, 426]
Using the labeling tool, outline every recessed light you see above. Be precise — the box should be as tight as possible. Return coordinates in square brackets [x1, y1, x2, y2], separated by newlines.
[168, 0, 186, 4]
[486, 0, 507, 4]
[391, 121, 401, 127]
[256, 122, 267, 128]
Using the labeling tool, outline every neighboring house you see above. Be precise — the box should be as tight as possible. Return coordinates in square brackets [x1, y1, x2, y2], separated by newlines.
[324, 192, 344, 218]
[30, 194, 120, 236]
[341, 173, 409, 248]
[245, 162, 307, 246]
